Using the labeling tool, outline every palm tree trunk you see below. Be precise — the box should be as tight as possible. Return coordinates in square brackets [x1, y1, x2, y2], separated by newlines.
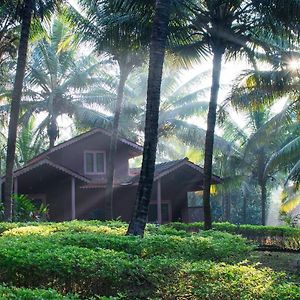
[223, 191, 231, 222]
[242, 192, 247, 224]
[257, 152, 267, 225]
[260, 180, 267, 225]
[203, 47, 224, 230]
[48, 114, 58, 149]
[3, 0, 33, 221]
[127, 0, 171, 236]
[105, 65, 129, 220]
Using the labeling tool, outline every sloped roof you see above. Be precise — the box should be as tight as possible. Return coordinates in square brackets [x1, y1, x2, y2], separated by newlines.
[2, 159, 90, 183]
[27, 128, 143, 165]
[123, 158, 222, 185]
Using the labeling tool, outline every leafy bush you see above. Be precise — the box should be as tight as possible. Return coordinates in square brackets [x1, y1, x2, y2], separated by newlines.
[0, 221, 298, 299]
[1, 223, 253, 263]
[0, 238, 298, 299]
[0, 285, 78, 299]
[9, 194, 49, 222]
[165, 222, 300, 250]
[157, 261, 300, 300]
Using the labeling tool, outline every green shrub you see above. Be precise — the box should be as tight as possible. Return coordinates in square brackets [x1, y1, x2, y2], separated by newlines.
[1, 226, 253, 263]
[165, 222, 300, 250]
[157, 261, 300, 300]
[0, 221, 298, 299]
[0, 285, 78, 299]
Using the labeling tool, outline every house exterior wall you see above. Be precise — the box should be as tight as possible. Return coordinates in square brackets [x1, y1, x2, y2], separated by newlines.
[44, 177, 72, 221]
[76, 187, 106, 220]
[113, 187, 136, 221]
[48, 134, 130, 181]
[111, 183, 204, 223]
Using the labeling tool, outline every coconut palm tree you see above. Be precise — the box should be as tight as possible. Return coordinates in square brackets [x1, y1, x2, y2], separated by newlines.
[70, 0, 151, 219]
[15, 117, 47, 167]
[0, 2, 19, 70]
[3, 0, 61, 221]
[173, 0, 300, 229]
[90, 67, 232, 159]
[126, 0, 172, 236]
[224, 52, 300, 224]
[0, 16, 114, 148]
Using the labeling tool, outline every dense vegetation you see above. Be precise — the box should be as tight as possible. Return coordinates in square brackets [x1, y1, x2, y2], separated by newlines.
[166, 222, 300, 250]
[0, 1, 300, 298]
[1, 0, 300, 230]
[0, 221, 298, 299]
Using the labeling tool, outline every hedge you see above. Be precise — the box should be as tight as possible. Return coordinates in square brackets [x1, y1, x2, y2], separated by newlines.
[1, 229, 252, 263]
[164, 222, 300, 250]
[0, 222, 298, 299]
[0, 242, 298, 299]
[0, 285, 78, 299]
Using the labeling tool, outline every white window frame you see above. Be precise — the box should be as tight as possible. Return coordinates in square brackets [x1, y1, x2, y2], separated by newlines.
[84, 150, 106, 175]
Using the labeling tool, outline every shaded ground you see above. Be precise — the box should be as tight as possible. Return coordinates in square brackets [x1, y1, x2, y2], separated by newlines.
[250, 251, 300, 282]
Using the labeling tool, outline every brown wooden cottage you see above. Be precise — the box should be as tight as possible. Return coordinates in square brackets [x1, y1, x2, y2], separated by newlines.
[2, 128, 221, 223]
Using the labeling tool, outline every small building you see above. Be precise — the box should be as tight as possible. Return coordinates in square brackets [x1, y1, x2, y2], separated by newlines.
[1, 128, 221, 223]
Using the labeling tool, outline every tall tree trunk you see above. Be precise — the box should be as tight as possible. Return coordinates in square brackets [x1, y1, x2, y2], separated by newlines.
[257, 152, 267, 225]
[3, 0, 33, 221]
[127, 0, 171, 236]
[48, 114, 58, 149]
[223, 191, 231, 222]
[105, 65, 129, 220]
[203, 47, 224, 230]
[242, 189, 247, 224]
[260, 180, 267, 225]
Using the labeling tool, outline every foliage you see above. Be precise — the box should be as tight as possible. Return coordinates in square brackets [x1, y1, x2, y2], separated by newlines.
[0, 221, 253, 263]
[15, 117, 47, 167]
[11, 194, 49, 222]
[0, 284, 78, 299]
[280, 211, 300, 228]
[1, 15, 113, 148]
[0, 221, 297, 299]
[166, 222, 300, 250]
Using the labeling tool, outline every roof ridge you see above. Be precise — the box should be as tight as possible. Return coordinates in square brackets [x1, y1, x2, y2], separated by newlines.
[26, 128, 143, 166]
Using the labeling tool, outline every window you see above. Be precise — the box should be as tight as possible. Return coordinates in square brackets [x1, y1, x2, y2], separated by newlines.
[84, 151, 106, 174]
[188, 191, 203, 207]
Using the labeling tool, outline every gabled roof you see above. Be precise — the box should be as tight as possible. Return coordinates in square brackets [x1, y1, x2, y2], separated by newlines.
[2, 159, 90, 183]
[27, 128, 143, 165]
[123, 157, 222, 185]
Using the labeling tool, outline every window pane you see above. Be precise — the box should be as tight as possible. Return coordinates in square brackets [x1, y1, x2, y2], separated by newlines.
[96, 152, 105, 173]
[188, 192, 203, 207]
[85, 153, 94, 173]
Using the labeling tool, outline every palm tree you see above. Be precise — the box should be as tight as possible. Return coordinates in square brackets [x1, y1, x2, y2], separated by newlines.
[126, 0, 172, 236]
[224, 55, 300, 224]
[0, 16, 114, 149]
[92, 67, 232, 159]
[3, 0, 62, 221]
[174, 0, 300, 229]
[220, 108, 290, 225]
[0, 2, 19, 70]
[71, 0, 149, 219]
[15, 117, 47, 167]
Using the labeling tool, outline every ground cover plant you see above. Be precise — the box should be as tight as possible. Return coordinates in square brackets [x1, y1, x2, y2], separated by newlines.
[0, 285, 78, 299]
[165, 222, 300, 251]
[0, 221, 298, 299]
